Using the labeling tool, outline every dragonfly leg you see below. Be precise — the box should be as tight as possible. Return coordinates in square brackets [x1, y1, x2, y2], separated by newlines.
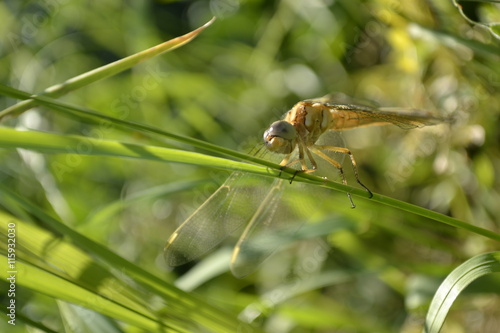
[288, 170, 302, 184]
[314, 145, 373, 198]
[279, 155, 301, 183]
[279, 143, 317, 183]
[278, 154, 293, 178]
[302, 143, 318, 171]
[310, 148, 356, 208]
[279, 161, 311, 184]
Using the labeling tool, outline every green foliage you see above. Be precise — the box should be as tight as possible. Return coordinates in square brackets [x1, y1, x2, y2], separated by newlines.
[424, 252, 500, 333]
[1, 1, 499, 332]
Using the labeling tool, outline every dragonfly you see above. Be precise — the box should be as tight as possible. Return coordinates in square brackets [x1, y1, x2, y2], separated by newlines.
[164, 94, 446, 277]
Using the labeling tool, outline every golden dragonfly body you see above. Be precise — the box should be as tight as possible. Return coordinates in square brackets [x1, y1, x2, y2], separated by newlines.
[263, 97, 444, 201]
[165, 96, 445, 277]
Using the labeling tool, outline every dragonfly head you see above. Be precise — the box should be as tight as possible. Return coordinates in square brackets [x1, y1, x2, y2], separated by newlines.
[263, 120, 296, 154]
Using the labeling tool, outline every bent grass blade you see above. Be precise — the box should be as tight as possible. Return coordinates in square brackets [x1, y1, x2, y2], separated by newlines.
[0, 17, 216, 120]
[424, 252, 500, 333]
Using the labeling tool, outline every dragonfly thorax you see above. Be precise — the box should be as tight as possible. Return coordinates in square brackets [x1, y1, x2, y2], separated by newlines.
[263, 120, 297, 154]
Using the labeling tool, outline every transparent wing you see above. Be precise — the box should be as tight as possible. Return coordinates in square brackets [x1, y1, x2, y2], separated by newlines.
[230, 176, 331, 277]
[307, 93, 446, 130]
[328, 104, 444, 129]
[229, 177, 286, 277]
[164, 171, 281, 267]
[305, 92, 377, 106]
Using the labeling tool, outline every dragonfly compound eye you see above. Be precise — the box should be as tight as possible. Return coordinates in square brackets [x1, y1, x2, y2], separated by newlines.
[263, 121, 296, 154]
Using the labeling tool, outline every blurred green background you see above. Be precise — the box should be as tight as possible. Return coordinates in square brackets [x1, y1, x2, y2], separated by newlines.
[1, 0, 500, 332]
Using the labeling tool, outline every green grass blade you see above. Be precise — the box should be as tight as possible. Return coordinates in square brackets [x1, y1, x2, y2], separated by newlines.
[0, 211, 169, 316]
[0, 211, 196, 332]
[451, 0, 500, 40]
[1, 126, 499, 244]
[0, 256, 179, 332]
[0, 17, 215, 120]
[0, 83, 280, 170]
[2, 313, 60, 333]
[366, 193, 500, 243]
[0, 127, 274, 177]
[424, 252, 500, 333]
[492, 23, 500, 38]
[0, 193, 259, 333]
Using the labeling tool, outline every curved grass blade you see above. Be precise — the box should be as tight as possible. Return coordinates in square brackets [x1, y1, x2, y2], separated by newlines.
[0, 17, 215, 120]
[452, 0, 500, 40]
[424, 252, 500, 333]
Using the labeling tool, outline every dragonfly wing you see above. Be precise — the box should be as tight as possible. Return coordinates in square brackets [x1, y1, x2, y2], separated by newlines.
[229, 178, 285, 277]
[306, 94, 445, 129]
[164, 172, 269, 267]
[362, 106, 445, 128]
[305, 93, 380, 108]
[334, 104, 446, 129]
[230, 178, 323, 278]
